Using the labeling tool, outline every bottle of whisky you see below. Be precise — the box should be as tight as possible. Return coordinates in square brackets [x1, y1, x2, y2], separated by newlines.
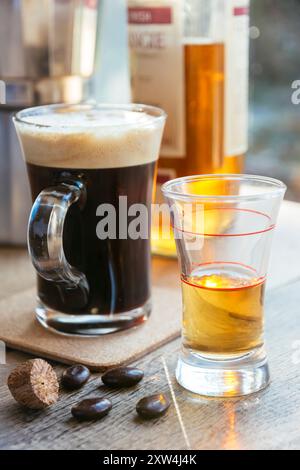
[223, 0, 250, 175]
[128, 0, 250, 257]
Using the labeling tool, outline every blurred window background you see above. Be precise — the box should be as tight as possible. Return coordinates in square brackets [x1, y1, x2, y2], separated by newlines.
[248, 0, 300, 201]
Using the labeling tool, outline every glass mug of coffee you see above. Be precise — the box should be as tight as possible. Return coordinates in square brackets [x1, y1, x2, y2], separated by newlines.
[14, 104, 166, 335]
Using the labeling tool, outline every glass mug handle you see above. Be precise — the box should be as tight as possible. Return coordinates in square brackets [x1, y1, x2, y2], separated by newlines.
[28, 182, 89, 303]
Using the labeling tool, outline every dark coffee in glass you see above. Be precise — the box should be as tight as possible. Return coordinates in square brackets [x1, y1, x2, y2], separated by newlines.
[14, 104, 165, 335]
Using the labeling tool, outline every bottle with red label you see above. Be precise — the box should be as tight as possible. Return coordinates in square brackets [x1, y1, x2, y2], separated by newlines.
[128, 0, 250, 257]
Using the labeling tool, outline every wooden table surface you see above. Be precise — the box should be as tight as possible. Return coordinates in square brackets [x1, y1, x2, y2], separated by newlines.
[0, 200, 300, 450]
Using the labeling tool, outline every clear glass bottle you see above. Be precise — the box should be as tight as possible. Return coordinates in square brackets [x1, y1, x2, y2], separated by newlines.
[128, 0, 250, 257]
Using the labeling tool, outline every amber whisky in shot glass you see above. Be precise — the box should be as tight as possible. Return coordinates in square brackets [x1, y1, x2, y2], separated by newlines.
[162, 174, 286, 397]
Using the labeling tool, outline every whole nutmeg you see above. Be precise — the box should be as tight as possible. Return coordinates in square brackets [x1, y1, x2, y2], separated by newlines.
[7, 359, 59, 410]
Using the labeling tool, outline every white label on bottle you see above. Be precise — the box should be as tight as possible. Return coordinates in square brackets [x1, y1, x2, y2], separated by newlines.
[225, 0, 250, 156]
[128, 1, 185, 157]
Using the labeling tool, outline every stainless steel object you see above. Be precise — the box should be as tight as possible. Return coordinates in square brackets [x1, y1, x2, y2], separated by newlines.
[0, 109, 31, 244]
[0, 0, 99, 244]
[0, 0, 98, 105]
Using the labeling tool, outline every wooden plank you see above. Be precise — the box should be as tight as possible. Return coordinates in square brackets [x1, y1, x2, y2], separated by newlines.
[0, 199, 299, 450]
[0, 278, 300, 450]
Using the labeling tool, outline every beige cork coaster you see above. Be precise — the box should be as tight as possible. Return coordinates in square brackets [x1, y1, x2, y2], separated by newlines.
[0, 258, 181, 370]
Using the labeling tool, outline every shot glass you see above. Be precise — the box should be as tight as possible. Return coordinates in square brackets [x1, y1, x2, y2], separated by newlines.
[162, 174, 286, 397]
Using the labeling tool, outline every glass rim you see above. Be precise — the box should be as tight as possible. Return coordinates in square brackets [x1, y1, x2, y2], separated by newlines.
[13, 102, 167, 129]
[161, 174, 287, 202]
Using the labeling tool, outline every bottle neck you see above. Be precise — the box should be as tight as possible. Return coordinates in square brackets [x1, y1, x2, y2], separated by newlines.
[183, 0, 225, 43]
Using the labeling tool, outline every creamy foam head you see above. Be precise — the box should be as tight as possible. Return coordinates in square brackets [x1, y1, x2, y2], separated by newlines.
[15, 105, 165, 169]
